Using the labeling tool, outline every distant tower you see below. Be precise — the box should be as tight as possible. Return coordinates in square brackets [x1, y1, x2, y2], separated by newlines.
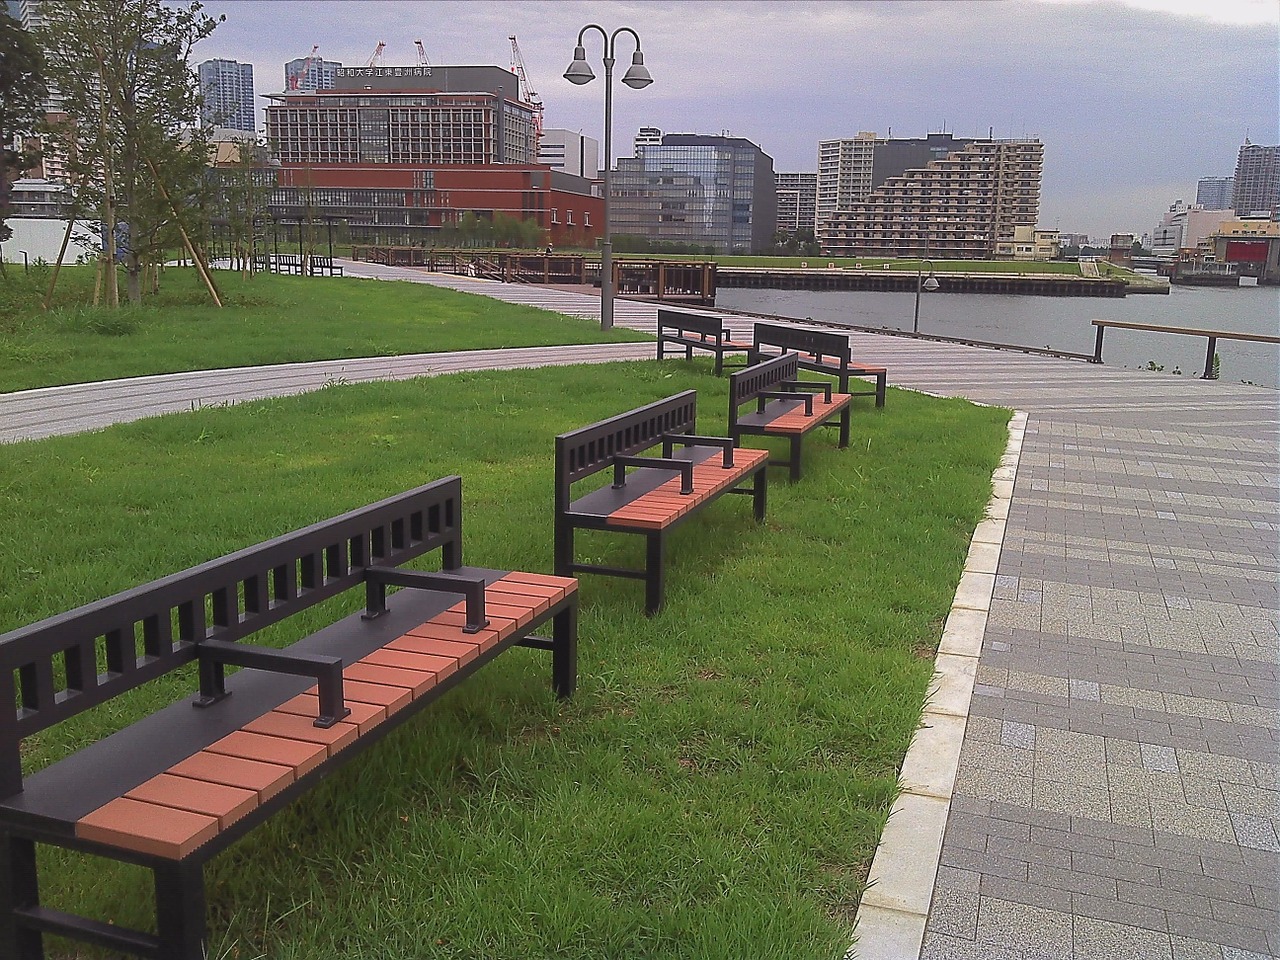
[1231, 142, 1280, 218]
[198, 58, 256, 132]
[1195, 177, 1234, 210]
[285, 55, 342, 92]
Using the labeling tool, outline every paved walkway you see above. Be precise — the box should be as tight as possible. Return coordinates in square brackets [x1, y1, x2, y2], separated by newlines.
[3, 264, 1276, 959]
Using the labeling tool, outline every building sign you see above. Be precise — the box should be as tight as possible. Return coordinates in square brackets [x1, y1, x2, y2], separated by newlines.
[335, 66, 432, 78]
[1225, 240, 1269, 263]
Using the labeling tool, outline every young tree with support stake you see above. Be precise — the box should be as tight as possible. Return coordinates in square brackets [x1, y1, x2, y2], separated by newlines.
[35, 0, 224, 306]
[0, 9, 46, 269]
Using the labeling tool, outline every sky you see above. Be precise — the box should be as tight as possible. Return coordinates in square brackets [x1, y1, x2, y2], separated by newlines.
[189, 0, 1280, 239]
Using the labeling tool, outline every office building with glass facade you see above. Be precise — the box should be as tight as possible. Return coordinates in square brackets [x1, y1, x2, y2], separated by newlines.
[611, 131, 776, 253]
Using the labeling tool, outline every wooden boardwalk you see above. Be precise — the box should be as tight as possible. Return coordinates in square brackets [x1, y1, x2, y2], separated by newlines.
[2, 262, 1276, 959]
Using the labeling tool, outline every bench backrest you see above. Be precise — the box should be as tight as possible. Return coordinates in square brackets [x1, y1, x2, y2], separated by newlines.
[753, 323, 851, 388]
[554, 391, 697, 513]
[657, 307, 728, 340]
[0, 476, 464, 797]
[728, 354, 799, 428]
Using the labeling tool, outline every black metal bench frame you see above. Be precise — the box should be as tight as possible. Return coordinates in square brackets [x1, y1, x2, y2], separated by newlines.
[655, 307, 752, 376]
[0, 476, 576, 960]
[751, 322, 887, 408]
[554, 391, 767, 614]
[729, 353, 852, 481]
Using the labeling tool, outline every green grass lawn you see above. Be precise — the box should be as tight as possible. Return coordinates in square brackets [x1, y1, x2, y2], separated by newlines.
[1, 360, 1008, 960]
[0, 266, 646, 393]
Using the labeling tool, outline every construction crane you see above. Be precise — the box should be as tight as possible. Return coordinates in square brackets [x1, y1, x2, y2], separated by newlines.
[414, 39, 432, 74]
[508, 34, 543, 142]
[288, 44, 320, 90]
[367, 41, 386, 67]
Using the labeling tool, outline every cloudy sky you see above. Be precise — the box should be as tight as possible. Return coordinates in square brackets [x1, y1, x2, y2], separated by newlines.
[191, 0, 1279, 238]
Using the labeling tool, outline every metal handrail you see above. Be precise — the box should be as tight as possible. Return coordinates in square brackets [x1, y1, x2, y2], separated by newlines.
[1091, 320, 1279, 379]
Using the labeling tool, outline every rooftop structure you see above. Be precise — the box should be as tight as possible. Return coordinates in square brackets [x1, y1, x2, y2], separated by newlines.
[539, 128, 600, 181]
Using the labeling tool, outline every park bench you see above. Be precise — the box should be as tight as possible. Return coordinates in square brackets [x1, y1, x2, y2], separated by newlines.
[751, 322, 888, 408]
[308, 255, 344, 277]
[656, 307, 753, 376]
[275, 253, 303, 275]
[0, 476, 578, 960]
[729, 352, 852, 481]
[554, 390, 768, 614]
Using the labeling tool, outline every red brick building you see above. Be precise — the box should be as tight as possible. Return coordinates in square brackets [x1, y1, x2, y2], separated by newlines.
[261, 65, 602, 246]
[271, 164, 602, 246]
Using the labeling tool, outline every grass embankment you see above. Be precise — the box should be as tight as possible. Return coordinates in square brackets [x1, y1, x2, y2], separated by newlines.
[2, 361, 1009, 960]
[0, 266, 647, 393]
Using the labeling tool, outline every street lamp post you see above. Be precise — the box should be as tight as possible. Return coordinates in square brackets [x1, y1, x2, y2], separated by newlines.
[564, 24, 653, 330]
[913, 258, 939, 334]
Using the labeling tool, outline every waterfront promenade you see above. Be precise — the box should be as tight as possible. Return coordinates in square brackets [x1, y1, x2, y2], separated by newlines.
[2, 263, 1276, 959]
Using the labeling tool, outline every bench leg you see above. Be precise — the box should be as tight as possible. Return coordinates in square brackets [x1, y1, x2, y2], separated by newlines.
[790, 437, 803, 482]
[0, 834, 43, 960]
[644, 532, 666, 615]
[753, 468, 768, 522]
[553, 518, 574, 578]
[839, 408, 851, 449]
[552, 602, 578, 698]
[876, 374, 886, 408]
[155, 860, 207, 960]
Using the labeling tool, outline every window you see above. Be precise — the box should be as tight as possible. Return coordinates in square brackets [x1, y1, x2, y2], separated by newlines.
[551, 208, 559, 223]
[567, 210, 575, 225]
[584, 212, 591, 227]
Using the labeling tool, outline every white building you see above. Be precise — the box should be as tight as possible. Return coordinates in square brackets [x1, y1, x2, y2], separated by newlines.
[539, 129, 600, 180]
[1151, 199, 1236, 257]
[198, 59, 256, 132]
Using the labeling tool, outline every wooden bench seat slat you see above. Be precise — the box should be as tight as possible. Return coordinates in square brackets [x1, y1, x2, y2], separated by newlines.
[76, 797, 220, 860]
[241, 711, 360, 753]
[342, 661, 440, 698]
[125, 774, 258, 830]
[203, 730, 329, 777]
[386, 633, 481, 666]
[361, 647, 460, 680]
[166, 752, 295, 802]
[275, 694, 386, 734]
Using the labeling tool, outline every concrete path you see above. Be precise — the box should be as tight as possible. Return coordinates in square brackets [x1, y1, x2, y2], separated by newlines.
[3, 264, 1276, 959]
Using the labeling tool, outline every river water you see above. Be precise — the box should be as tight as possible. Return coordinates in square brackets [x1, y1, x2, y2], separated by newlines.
[716, 280, 1279, 389]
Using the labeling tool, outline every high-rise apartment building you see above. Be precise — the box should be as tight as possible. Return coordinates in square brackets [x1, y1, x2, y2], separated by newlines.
[285, 57, 342, 92]
[821, 137, 1044, 258]
[1231, 142, 1279, 218]
[198, 59, 256, 132]
[611, 130, 777, 253]
[816, 132, 981, 250]
[1196, 176, 1234, 210]
[539, 129, 600, 180]
[776, 172, 817, 235]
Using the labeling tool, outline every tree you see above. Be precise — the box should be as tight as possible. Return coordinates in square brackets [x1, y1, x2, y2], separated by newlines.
[0, 10, 46, 249]
[36, 0, 223, 305]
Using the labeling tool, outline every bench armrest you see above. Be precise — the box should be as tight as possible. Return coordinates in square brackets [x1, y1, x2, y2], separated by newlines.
[759, 389, 814, 416]
[662, 433, 735, 468]
[195, 640, 351, 728]
[783, 379, 833, 402]
[612, 455, 695, 495]
[364, 567, 490, 634]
